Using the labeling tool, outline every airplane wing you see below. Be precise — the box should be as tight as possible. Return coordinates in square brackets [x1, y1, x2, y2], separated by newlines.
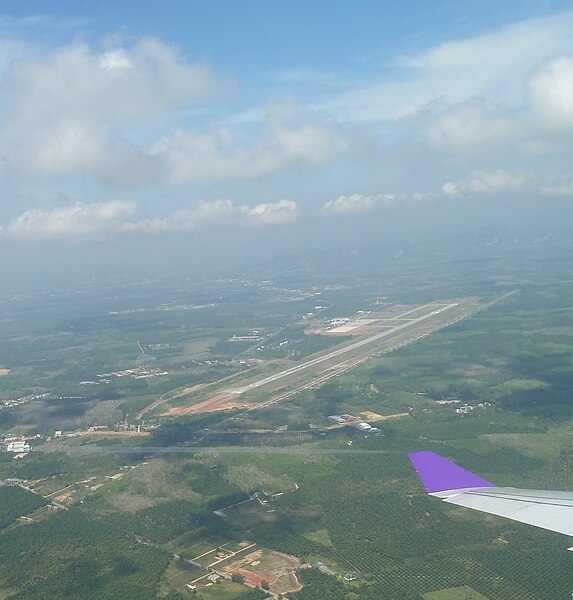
[409, 451, 573, 546]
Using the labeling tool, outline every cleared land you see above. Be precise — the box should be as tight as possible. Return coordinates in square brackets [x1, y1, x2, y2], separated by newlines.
[221, 549, 302, 595]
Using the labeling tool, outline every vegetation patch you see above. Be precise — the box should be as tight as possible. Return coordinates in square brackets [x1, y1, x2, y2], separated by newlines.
[0, 510, 170, 600]
[223, 464, 294, 494]
[0, 485, 47, 529]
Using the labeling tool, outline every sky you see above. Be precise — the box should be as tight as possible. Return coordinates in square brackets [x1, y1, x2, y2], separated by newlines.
[1, 1, 573, 289]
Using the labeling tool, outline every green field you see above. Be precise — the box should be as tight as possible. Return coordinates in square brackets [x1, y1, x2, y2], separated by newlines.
[423, 587, 489, 600]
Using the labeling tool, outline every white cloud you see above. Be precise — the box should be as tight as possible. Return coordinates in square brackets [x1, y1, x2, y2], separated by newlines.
[441, 170, 530, 198]
[530, 56, 573, 128]
[3, 11, 573, 243]
[240, 199, 298, 224]
[123, 200, 234, 232]
[7, 201, 136, 239]
[0, 38, 233, 183]
[150, 120, 348, 183]
[4, 196, 299, 240]
[396, 52, 573, 175]
[426, 103, 513, 151]
[98, 48, 133, 72]
[319, 11, 573, 122]
[124, 199, 298, 232]
[539, 182, 573, 197]
[5, 37, 229, 120]
[441, 182, 461, 197]
[323, 193, 395, 214]
[465, 170, 528, 193]
[0, 34, 351, 187]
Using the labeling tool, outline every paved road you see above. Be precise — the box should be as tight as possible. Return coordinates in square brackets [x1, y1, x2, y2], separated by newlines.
[34, 445, 404, 456]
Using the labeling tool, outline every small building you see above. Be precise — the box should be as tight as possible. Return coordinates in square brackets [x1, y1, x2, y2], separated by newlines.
[351, 422, 372, 432]
[318, 563, 336, 576]
[344, 572, 357, 581]
[18, 516, 33, 524]
[328, 415, 346, 424]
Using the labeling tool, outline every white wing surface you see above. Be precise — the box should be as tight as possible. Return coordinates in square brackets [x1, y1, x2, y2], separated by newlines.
[409, 451, 573, 545]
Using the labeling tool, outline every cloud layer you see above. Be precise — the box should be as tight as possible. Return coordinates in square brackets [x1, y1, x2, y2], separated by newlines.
[0, 37, 347, 187]
[0, 38, 233, 184]
[323, 193, 395, 214]
[320, 11, 573, 122]
[3, 198, 299, 239]
[3, 10, 573, 249]
[150, 120, 347, 183]
[7, 201, 136, 239]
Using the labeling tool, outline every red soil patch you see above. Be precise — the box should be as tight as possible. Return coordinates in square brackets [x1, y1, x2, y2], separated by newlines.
[161, 393, 255, 416]
[232, 569, 268, 588]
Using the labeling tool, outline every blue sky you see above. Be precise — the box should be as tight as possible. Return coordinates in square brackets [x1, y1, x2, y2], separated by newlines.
[0, 0, 573, 261]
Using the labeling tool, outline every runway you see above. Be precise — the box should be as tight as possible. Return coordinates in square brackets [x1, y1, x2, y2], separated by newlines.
[227, 302, 459, 395]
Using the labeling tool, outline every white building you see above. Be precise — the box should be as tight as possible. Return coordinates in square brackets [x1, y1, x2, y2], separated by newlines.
[351, 422, 372, 432]
[6, 441, 30, 453]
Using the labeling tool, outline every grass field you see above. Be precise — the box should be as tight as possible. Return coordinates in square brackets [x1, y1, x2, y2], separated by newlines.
[161, 557, 206, 594]
[423, 587, 489, 600]
[197, 581, 258, 600]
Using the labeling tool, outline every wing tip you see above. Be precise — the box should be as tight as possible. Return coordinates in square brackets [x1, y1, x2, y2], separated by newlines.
[409, 451, 494, 493]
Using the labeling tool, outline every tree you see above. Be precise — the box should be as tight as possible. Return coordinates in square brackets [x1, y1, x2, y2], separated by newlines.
[232, 573, 245, 584]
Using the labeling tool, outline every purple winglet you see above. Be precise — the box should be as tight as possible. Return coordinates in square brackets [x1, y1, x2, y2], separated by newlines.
[408, 451, 494, 493]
